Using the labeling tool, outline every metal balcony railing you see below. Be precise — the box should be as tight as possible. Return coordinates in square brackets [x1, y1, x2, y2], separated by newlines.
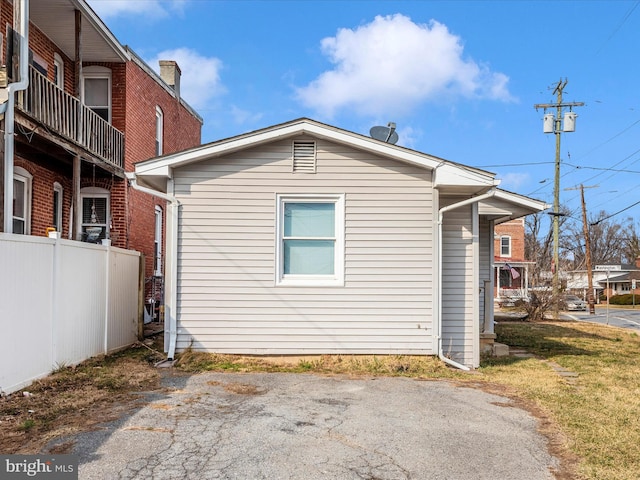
[20, 66, 124, 170]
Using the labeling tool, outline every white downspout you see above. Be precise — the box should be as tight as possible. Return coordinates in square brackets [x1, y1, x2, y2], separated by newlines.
[126, 173, 179, 360]
[2, 0, 30, 233]
[437, 188, 497, 371]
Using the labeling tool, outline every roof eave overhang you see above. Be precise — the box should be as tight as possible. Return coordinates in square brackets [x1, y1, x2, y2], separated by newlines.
[135, 119, 498, 193]
[479, 189, 549, 222]
[30, 0, 130, 63]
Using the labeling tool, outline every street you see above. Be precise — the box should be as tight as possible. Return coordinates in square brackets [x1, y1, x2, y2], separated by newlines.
[562, 306, 640, 331]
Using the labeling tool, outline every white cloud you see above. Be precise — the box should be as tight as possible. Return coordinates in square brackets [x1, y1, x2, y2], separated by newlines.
[87, 0, 187, 20]
[296, 14, 515, 118]
[147, 48, 225, 110]
[229, 105, 264, 126]
[497, 172, 530, 191]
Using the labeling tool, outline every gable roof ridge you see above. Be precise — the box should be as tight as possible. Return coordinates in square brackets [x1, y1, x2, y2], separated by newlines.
[135, 117, 493, 181]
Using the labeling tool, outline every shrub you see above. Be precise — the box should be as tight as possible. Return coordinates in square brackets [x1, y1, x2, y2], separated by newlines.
[609, 294, 640, 305]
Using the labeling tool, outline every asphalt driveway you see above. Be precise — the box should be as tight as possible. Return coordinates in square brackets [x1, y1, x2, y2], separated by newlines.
[55, 372, 560, 479]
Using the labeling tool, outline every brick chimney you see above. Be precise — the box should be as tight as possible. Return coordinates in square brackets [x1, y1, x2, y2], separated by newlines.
[635, 257, 640, 269]
[159, 60, 181, 99]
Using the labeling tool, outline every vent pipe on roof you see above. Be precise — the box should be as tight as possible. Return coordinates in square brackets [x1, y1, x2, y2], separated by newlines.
[159, 60, 181, 99]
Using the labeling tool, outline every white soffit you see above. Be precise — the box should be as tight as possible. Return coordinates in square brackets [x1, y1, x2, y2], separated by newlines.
[29, 0, 129, 63]
[479, 189, 549, 220]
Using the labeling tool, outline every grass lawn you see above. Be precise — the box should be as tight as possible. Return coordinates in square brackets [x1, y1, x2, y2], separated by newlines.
[484, 321, 640, 480]
[1, 321, 638, 479]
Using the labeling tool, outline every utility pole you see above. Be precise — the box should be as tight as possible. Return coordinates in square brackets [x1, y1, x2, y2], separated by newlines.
[567, 184, 598, 314]
[534, 79, 584, 318]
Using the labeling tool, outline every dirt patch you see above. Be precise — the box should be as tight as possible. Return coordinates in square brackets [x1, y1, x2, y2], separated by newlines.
[0, 340, 165, 454]
[467, 381, 581, 480]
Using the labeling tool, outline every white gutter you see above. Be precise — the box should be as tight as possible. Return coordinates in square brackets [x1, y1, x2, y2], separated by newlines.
[436, 188, 498, 371]
[2, 0, 29, 233]
[126, 172, 179, 360]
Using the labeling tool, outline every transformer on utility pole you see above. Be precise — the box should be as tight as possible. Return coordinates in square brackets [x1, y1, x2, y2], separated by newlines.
[534, 79, 584, 319]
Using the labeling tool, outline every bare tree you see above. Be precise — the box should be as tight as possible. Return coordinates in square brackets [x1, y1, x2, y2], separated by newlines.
[623, 222, 640, 264]
[564, 211, 631, 268]
[525, 206, 572, 286]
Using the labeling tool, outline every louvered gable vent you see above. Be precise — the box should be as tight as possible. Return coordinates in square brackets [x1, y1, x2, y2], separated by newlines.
[292, 141, 316, 173]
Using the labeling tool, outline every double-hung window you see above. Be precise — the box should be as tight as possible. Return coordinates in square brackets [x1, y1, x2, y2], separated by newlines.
[155, 106, 164, 156]
[13, 167, 32, 235]
[53, 182, 63, 233]
[500, 236, 511, 257]
[82, 66, 111, 122]
[80, 187, 110, 243]
[276, 194, 345, 286]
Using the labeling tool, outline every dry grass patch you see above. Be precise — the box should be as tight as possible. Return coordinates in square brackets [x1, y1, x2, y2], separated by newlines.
[483, 321, 640, 480]
[0, 340, 165, 454]
[175, 349, 466, 378]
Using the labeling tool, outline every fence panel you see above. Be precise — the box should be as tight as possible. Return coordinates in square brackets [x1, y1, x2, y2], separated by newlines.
[54, 241, 108, 366]
[0, 234, 141, 395]
[106, 248, 140, 352]
[0, 235, 54, 394]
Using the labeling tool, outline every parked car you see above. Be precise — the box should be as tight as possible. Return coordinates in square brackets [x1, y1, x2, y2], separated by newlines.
[561, 295, 587, 311]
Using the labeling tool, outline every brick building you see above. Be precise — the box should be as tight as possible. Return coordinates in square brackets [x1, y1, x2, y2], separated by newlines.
[0, 0, 202, 305]
[494, 217, 534, 304]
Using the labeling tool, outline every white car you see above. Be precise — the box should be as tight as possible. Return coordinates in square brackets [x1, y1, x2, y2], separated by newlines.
[562, 295, 587, 311]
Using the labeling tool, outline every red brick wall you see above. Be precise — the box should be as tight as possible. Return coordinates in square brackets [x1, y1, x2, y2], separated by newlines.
[14, 157, 73, 238]
[123, 60, 201, 282]
[494, 218, 526, 261]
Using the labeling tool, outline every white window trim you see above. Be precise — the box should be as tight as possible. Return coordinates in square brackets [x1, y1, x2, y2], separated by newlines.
[79, 186, 110, 242]
[53, 53, 64, 89]
[275, 193, 345, 287]
[13, 166, 32, 235]
[53, 182, 63, 232]
[155, 106, 164, 156]
[500, 235, 512, 257]
[81, 65, 112, 123]
[154, 205, 163, 276]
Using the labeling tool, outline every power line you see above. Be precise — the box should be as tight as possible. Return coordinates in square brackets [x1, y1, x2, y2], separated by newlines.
[590, 199, 640, 225]
[595, 0, 640, 56]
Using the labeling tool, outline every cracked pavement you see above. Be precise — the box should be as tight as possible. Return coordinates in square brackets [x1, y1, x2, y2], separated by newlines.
[52, 373, 559, 479]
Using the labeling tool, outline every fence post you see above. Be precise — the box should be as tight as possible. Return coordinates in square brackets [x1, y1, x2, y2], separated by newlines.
[103, 243, 110, 354]
[137, 254, 145, 341]
[50, 233, 61, 367]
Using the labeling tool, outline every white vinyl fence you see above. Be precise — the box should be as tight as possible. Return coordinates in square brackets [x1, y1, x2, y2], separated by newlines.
[0, 233, 142, 395]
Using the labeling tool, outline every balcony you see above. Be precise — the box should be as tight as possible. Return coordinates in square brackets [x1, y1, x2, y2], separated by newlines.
[19, 66, 124, 170]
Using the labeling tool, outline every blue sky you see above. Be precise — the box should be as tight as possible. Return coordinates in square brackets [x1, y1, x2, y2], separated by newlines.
[86, 0, 640, 227]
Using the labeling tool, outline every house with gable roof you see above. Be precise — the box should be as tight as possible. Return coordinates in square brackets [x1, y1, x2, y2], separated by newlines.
[129, 118, 547, 369]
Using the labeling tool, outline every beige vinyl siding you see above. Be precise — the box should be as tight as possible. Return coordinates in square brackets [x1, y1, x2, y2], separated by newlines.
[479, 218, 492, 334]
[173, 135, 434, 354]
[441, 202, 475, 365]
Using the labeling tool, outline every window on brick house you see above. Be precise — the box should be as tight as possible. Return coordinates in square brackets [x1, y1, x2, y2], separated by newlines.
[53, 53, 64, 89]
[53, 182, 63, 232]
[154, 205, 163, 276]
[82, 66, 111, 122]
[500, 236, 511, 257]
[80, 187, 110, 243]
[155, 106, 164, 156]
[13, 167, 32, 235]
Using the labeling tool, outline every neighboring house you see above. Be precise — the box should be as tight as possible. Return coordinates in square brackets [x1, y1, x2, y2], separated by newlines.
[493, 218, 535, 305]
[566, 261, 640, 300]
[0, 0, 202, 303]
[130, 118, 547, 369]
